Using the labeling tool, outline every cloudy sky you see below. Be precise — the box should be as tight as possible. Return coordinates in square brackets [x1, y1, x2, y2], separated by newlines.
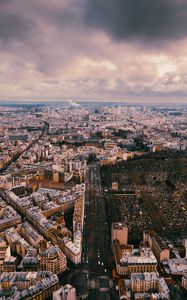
[0, 0, 187, 103]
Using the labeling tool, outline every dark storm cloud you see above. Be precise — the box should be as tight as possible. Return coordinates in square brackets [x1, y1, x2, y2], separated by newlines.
[0, 0, 187, 101]
[0, 13, 36, 43]
[0, 0, 83, 45]
[85, 0, 187, 41]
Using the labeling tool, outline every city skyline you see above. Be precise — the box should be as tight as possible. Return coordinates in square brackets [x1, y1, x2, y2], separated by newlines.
[0, 0, 187, 103]
[0, 103, 186, 299]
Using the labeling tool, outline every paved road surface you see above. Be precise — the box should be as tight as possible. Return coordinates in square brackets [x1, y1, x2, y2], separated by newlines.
[81, 162, 118, 299]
